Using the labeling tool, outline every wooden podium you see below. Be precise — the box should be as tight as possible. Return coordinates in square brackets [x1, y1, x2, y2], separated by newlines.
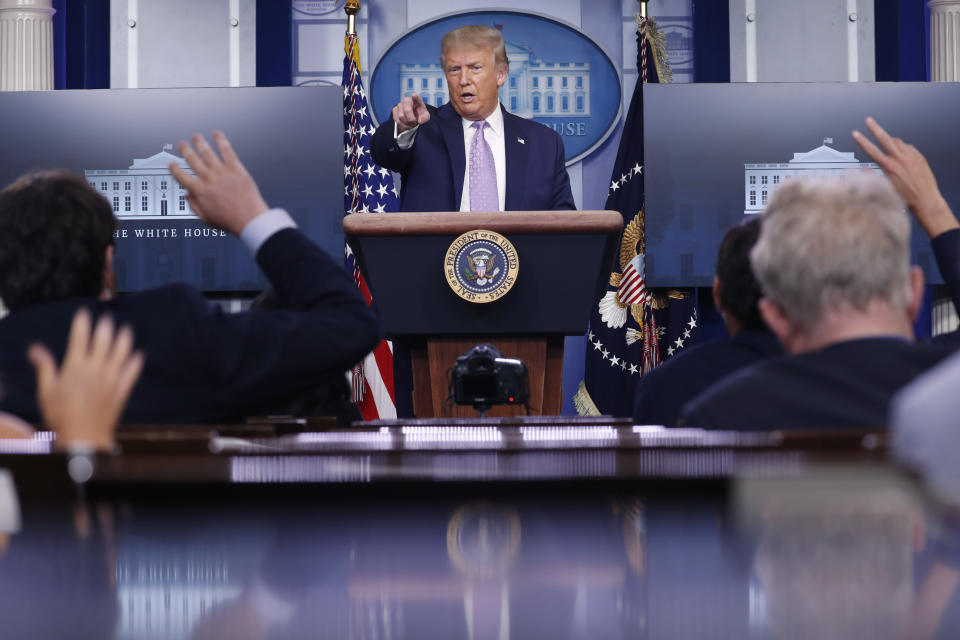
[343, 211, 622, 417]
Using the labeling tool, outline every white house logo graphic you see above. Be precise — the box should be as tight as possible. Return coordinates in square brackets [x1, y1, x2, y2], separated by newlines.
[292, 0, 344, 16]
[743, 138, 880, 215]
[85, 146, 196, 220]
[399, 41, 591, 119]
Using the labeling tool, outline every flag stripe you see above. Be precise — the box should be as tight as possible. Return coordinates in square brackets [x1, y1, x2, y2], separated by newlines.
[619, 273, 641, 290]
[360, 348, 396, 419]
[370, 340, 395, 393]
[618, 266, 646, 304]
[354, 267, 374, 305]
[620, 287, 644, 303]
[620, 289, 645, 305]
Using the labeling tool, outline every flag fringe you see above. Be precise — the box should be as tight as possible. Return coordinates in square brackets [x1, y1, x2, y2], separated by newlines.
[640, 17, 674, 85]
[351, 362, 365, 403]
[573, 380, 603, 417]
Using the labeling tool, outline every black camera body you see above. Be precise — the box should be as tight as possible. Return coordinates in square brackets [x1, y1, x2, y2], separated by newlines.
[451, 344, 529, 410]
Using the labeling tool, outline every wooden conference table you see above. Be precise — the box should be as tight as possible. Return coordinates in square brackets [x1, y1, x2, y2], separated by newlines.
[0, 417, 954, 639]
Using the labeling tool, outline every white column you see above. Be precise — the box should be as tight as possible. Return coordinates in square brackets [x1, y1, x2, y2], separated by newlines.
[846, 0, 859, 81]
[0, 0, 56, 91]
[744, 0, 757, 82]
[930, 0, 960, 81]
[930, 3, 960, 336]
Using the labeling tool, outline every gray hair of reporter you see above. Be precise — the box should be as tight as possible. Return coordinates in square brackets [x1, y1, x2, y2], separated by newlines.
[750, 173, 912, 332]
[440, 25, 509, 70]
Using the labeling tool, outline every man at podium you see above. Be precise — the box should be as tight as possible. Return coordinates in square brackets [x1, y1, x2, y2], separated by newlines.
[371, 25, 577, 417]
[371, 25, 576, 213]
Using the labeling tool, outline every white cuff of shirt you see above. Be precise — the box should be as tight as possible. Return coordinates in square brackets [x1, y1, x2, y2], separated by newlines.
[239, 208, 298, 256]
[394, 121, 419, 150]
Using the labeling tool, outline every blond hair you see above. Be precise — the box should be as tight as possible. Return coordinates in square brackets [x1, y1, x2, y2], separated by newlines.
[440, 25, 508, 70]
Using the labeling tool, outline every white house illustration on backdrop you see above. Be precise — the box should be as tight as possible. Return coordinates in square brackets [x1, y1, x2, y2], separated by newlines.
[400, 41, 591, 119]
[743, 139, 880, 215]
[85, 146, 196, 220]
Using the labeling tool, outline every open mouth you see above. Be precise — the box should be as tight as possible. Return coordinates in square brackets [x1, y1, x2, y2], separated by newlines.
[460, 93, 476, 103]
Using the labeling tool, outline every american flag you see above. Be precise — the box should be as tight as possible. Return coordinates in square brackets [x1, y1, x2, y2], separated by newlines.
[343, 31, 399, 420]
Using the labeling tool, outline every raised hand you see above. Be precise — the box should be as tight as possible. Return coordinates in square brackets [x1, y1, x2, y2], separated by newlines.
[392, 94, 431, 134]
[169, 131, 270, 236]
[27, 309, 144, 451]
[852, 117, 959, 239]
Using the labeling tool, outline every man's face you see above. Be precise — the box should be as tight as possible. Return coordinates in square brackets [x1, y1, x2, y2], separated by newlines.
[443, 45, 506, 121]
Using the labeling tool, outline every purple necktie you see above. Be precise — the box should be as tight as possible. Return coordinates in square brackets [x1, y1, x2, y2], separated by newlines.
[469, 121, 499, 212]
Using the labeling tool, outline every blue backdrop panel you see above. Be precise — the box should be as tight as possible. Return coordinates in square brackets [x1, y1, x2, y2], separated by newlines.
[644, 82, 956, 287]
[0, 87, 344, 293]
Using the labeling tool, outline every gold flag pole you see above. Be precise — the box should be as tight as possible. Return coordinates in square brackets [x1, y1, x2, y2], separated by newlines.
[345, 0, 360, 36]
[638, 0, 648, 19]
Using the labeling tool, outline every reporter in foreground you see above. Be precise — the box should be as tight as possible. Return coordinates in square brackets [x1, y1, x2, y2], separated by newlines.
[680, 173, 955, 430]
[0, 132, 380, 424]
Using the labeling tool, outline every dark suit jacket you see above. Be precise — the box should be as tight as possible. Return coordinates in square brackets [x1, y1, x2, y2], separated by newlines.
[0, 228, 381, 424]
[932, 228, 960, 346]
[679, 337, 957, 430]
[633, 329, 782, 427]
[370, 103, 576, 212]
[934, 228, 960, 308]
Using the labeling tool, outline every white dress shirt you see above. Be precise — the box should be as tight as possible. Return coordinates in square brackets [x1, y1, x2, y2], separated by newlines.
[395, 105, 507, 211]
[239, 208, 298, 255]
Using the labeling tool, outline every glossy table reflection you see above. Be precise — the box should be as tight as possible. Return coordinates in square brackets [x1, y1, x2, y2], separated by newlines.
[0, 419, 957, 639]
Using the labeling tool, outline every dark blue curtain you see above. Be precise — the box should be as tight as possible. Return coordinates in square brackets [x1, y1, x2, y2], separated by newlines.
[52, 0, 110, 89]
[256, 0, 292, 86]
[692, 0, 729, 83]
[875, 0, 929, 81]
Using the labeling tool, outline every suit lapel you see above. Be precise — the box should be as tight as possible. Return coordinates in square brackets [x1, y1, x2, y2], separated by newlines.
[502, 109, 528, 210]
[436, 104, 466, 210]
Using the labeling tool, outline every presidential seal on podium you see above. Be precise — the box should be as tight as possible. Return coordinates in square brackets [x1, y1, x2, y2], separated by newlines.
[444, 229, 519, 303]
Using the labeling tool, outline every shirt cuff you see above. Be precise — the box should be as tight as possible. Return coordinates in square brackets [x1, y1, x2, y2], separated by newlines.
[239, 208, 298, 256]
[394, 121, 419, 150]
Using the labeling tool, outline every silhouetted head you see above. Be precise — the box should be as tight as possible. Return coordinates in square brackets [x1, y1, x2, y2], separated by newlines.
[714, 216, 765, 333]
[0, 171, 116, 311]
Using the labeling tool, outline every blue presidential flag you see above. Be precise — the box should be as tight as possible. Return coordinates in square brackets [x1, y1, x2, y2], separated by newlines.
[575, 16, 698, 418]
[343, 31, 399, 420]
